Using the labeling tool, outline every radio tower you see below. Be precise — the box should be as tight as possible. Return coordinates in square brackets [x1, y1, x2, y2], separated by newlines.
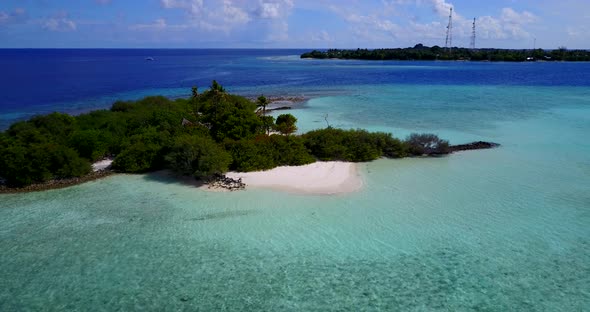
[445, 8, 453, 53]
[470, 18, 476, 50]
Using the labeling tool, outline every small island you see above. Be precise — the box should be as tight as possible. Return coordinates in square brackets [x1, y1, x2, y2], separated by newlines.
[0, 81, 498, 193]
[301, 44, 590, 62]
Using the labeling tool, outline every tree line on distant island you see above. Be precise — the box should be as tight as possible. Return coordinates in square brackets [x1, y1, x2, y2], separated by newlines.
[0, 81, 453, 188]
[301, 44, 590, 62]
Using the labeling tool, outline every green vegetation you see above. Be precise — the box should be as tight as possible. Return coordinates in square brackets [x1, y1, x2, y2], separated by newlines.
[225, 135, 315, 172]
[166, 135, 232, 179]
[303, 128, 408, 162]
[256, 95, 269, 116]
[405, 133, 450, 155]
[0, 80, 452, 188]
[301, 44, 590, 62]
[275, 114, 298, 136]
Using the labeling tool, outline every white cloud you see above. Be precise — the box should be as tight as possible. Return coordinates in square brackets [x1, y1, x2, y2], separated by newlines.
[428, 0, 453, 17]
[43, 13, 77, 32]
[331, 1, 540, 46]
[471, 8, 538, 40]
[428, 2, 538, 41]
[408, 20, 444, 39]
[161, 0, 204, 17]
[501, 8, 537, 25]
[155, 0, 295, 41]
[256, 0, 294, 19]
[311, 30, 334, 42]
[256, 1, 295, 42]
[159, 0, 253, 33]
[220, 0, 250, 25]
[329, 6, 402, 42]
[0, 8, 27, 25]
[130, 18, 168, 31]
[476, 15, 506, 40]
[161, 0, 202, 10]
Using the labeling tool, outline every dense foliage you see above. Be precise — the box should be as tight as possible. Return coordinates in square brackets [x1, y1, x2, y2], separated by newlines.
[405, 133, 450, 155]
[275, 114, 298, 135]
[301, 44, 590, 62]
[0, 81, 452, 188]
[166, 135, 232, 178]
[303, 128, 408, 162]
[225, 135, 315, 172]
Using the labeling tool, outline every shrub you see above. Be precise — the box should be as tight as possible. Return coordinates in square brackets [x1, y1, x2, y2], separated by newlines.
[303, 128, 406, 162]
[275, 114, 298, 135]
[0, 142, 90, 186]
[69, 129, 109, 161]
[225, 135, 314, 172]
[405, 133, 450, 155]
[166, 134, 232, 179]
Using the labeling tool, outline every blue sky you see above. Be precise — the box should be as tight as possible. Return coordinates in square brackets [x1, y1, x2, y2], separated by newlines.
[0, 0, 588, 48]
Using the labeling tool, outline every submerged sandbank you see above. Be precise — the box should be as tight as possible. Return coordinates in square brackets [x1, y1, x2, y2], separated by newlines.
[208, 161, 362, 195]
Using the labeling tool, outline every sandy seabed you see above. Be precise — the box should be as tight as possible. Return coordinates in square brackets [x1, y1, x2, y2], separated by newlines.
[217, 161, 362, 195]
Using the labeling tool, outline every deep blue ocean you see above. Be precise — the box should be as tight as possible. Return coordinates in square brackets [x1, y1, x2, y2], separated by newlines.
[1, 49, 589, 310]
[1, 49, 589, 129]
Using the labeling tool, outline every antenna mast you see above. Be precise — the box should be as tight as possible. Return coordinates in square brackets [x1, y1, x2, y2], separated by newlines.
[470, 18, 476, 50]
[445, 8, 453, 53]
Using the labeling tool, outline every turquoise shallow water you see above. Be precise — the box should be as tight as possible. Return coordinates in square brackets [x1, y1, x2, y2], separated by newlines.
[1, 83, 590, 310]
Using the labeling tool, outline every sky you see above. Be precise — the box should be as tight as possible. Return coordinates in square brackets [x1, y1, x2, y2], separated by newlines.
[0, 0, 588, 49]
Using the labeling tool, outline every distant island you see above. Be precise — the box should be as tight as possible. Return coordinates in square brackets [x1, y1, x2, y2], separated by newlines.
[0, 81, 498, 193]
[301, 44, 590, 62]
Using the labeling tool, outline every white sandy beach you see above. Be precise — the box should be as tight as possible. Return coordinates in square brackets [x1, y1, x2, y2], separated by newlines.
[91, 159, 113, 172]
[221, 161, 362, 195]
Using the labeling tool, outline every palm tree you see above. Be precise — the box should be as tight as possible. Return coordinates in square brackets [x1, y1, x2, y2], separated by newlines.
[191, 86, 200, 117]
[256, 95, 269, 116]
[211, 80, 225, 94]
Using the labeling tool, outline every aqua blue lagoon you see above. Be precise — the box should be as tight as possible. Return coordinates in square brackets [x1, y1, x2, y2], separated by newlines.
[0, 50, 589, 310]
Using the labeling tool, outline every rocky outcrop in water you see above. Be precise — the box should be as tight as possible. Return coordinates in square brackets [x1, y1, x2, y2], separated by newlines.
[206, 174, 245, 191]
[449, 141, 500, 153]
[266, 106, 292, 113]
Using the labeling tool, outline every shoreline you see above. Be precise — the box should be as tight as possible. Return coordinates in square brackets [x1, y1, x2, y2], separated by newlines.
[0, 170, 114, 194]
[204, 161, 363, 195]
[0, 141, 499, 194]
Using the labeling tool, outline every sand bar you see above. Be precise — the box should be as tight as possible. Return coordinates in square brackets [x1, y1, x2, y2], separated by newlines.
[222, 161, 362, 195]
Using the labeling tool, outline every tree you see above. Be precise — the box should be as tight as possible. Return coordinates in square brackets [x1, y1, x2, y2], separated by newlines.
[112, 127, 170, 173]
[275, 114, 297, 136]
[69, 129, 109, 161]
[261, 115, 275, 135]
[192, 86, 200, 117]
[256, 95, 269, 116]
[0, 143, 40, 186]
[405, 133, 450, 155]
[211, 80, 225, 93]
[29, 112, 77, 144]
[224, 135, 314, 172]
[45, 144, 91, 179]
[166, 134, 232, 179]
[0, 142, 90, 186]
[112, 141, 161, 173]
[303, 128, 409, 161]
[198, 90, 263, 141]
